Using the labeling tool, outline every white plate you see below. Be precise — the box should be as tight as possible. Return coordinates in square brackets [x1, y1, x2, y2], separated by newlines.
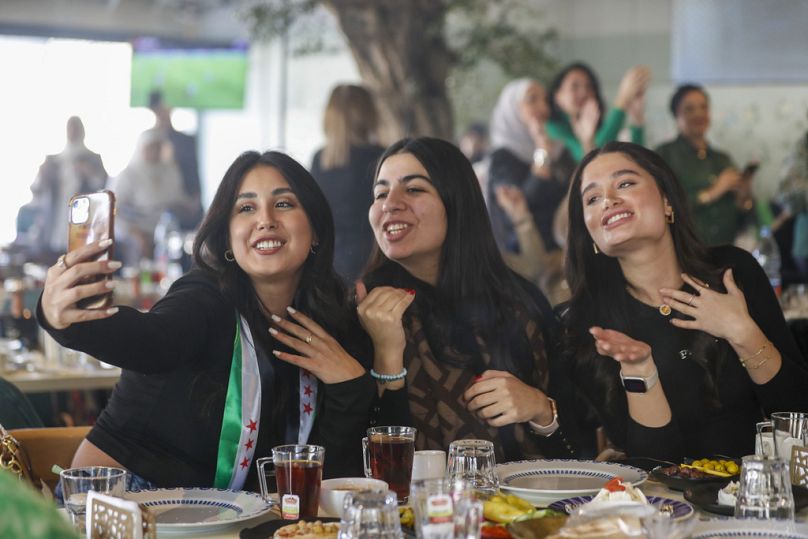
[496, 459, 648, 505]
[692, 520, 808, 539]
[548, 495, 694, 521]
[125, 487, 273, 533]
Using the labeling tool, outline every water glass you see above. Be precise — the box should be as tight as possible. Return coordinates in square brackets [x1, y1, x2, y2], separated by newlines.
[60, 466, 127, 534]
[734, 455, 795, 520]
[756, 420, 776, 457]
[772, 412, 808, 468]
[338, 489, 403, 539]
[362, 426, 416, 503]
[257, 444, 325, 519]
[446, 439, 498, 495]
[410, 478, 482, 539]
[412, 450, 447, 482]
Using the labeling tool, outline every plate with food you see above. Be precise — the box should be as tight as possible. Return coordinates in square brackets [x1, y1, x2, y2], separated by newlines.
[481, 492, 566, 539]
[684, 481, 808, 516]
[496, 459, 647, 505]
[124, 487, 273, 534]
[650, 457, 740, 491]
[691, 520, 808, 539]
[548, 477, 694, 521]
[240, 517, 341, 539]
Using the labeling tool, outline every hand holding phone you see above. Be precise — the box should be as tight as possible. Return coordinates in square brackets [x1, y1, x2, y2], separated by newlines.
[67, 190, 116, 309]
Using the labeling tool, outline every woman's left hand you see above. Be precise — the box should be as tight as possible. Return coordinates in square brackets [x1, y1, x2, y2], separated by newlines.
[463, 370, 553, 428]
[661, 270, 754, 341]
[270, 307, 366, 384]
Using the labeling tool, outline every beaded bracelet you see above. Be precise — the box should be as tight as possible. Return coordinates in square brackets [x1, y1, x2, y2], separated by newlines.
[370, 368, 408, 384]
[739, 342, 770, 368]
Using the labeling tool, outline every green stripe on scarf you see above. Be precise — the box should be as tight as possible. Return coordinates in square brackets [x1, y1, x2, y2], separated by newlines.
[214, 317, 244, 488]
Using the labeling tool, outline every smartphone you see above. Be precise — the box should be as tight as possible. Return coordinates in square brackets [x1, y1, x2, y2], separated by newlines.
[67, 190, 116, 309]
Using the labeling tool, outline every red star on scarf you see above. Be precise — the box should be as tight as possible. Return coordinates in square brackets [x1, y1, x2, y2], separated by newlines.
[245, 438, 254, 450]
[303, 385, 313, 397]
[303, 402, 313, 415]
[246, 419, 257, 432]
[240, 457, 249, 469]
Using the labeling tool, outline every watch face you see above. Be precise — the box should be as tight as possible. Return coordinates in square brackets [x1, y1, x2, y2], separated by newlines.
[622, 377, 648, 393]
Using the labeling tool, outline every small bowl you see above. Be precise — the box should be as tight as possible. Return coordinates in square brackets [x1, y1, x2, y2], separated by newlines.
[319, 477, 388, 518]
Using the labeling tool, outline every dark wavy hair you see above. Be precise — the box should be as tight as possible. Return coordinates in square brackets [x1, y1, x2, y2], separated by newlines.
[669, 84, 708, 118]
[192, 150, 349, 434]
[563, 142, 730, 440]
[363, 137, 546, 377]
[548, 62, 605, 128]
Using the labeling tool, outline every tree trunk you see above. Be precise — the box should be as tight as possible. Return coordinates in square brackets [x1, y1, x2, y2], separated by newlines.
[325, 0, 455, 142]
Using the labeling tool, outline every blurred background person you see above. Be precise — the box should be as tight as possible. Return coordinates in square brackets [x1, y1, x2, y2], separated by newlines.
[310, 84, 384, 282]
[17, 116, 107, 261]
[109, 129, 183, 267]
[487, 78, 576, 257]
[148, 90, 204, 231]
[547, 63, 649, 162]
[776, 122, 808, 280]
[459, 121, 489, 165]
[655, 84, 752, 246]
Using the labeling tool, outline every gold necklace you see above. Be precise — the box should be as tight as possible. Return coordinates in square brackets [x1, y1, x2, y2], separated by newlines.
[658, 304, 672, 316]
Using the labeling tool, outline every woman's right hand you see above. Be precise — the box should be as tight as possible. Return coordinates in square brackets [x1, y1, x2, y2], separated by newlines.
[355, 282, 415, 371]
[41, 239, 120, 330]
[614, 66, 651, 110]
[572, 98, 599, 152]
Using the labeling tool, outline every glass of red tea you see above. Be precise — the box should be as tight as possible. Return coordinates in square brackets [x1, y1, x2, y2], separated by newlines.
[362, 426, 416, 503]
[257, 444, 325, 519]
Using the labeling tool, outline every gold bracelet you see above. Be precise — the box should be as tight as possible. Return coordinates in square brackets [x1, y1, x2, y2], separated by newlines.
[745, 355, 771, 370]
[512, 217, 532, 228]
[738, 341, 770, 368]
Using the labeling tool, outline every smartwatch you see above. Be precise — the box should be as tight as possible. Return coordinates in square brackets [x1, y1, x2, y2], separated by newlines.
[533, 148, 548, 168]
[620, 369, 659, 393]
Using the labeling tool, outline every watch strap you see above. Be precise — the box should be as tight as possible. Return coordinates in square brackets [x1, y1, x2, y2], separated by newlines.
[620, 369, 659, 393]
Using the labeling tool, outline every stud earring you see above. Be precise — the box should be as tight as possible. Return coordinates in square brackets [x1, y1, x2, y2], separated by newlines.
[592, 242, 600, 254]
[666, 210, 675, 224]
[309, 242, 319, 255]
[224, 250, 235, 262]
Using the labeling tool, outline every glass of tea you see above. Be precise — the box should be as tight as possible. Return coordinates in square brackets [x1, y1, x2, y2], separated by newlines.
[362, 426, 416, 503]
[258, 444, 325, 520]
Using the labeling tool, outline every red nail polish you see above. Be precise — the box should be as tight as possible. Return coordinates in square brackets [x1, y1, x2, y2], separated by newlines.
[406, 289, 416, 295]
[474, 375, 482, 381]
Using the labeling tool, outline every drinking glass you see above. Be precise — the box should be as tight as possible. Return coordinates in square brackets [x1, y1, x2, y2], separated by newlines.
[362, 426, 416, 503]
[772, 412, 808, 470]
[409, 478, 482, 539]
[446, 439, 498, 495]
[338, 489, 403, 539]
[257, 444, 325, 519]
[756, 420, 776, 457]
[412, 450, 447, 482]
[734, 455, 795, 520]
[60, 466, 127, 535]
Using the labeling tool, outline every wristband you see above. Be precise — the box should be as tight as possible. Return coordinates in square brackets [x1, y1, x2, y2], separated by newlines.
[370, 368, 408, 384]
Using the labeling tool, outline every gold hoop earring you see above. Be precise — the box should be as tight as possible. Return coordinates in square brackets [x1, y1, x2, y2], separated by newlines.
[666, 210, 675, 224]
[593, 242, 600, 254]
[224, 250, 235, 262]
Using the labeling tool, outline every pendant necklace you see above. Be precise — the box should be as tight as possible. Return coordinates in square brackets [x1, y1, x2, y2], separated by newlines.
[658, 303, 672, 316]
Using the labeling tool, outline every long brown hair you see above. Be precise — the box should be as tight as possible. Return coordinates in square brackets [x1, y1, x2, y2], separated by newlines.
[321, 84, 379, 170]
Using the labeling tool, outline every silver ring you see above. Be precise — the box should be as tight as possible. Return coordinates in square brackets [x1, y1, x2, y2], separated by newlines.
[305, 334, 313, 344]
[56, 254, 68, 269]
[687, 294, 696, 307]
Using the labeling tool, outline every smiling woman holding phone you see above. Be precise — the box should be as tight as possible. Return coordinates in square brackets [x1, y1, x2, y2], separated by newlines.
[38, 150, 374, 491]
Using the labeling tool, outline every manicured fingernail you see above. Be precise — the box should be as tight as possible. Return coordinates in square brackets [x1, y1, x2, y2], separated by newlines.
[108, 261, 122, 269]
[105, 281, 115, 289]
[271, 314, 282, 323]
[287, 306, 297, 314]
[405, 289, 416, 295]
[100, 238, 113, 247]
[269, 327, 278, 335]
[474, 375, 482, 381]
[272, 350, 281, 357]
[106, 307, 119, 315]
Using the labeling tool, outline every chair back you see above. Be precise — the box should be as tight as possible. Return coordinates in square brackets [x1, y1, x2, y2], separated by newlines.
[8, 426, 90, 492]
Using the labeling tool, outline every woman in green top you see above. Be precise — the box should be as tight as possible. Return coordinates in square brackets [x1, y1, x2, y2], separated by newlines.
[655, 84, 751, 246]
[547, 63, 649, 162]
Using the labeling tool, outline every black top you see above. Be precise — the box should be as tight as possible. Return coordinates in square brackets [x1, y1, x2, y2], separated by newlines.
[487, 147, 576, 253]
[37, 270, 375, 488]
[311, 144, 385, 282]
[566, 245, 808, 461]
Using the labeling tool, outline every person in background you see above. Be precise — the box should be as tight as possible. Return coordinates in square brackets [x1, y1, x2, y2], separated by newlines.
[148, 90, 204, 230]
[562, 141, 808, 461]
[109, 129, 184, 266]
[39, 150, 374, 490]
[547, 63, 649, 162]
[776, 126, 808, 279]
[357, 137, 579, 462]
[487, 78, 577, 255]
[655, 84, 752, 246]
[21, 116, 107, 259]
[459, 122, 489, 165]
[310, 84, 385, 282]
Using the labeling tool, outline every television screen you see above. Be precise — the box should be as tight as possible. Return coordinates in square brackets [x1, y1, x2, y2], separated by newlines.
[130, 37, 248, 110]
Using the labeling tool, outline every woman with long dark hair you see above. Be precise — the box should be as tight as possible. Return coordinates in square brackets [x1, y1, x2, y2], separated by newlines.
[357, 137, 576, 461]
[39, 150, 374, 490]
[562, 141, 808, 461]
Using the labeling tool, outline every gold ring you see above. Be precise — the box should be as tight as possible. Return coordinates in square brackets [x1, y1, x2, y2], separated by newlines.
[56, 254, 68, 269]
[687, 294, 696, 307]
[305, 334, 313, 344]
